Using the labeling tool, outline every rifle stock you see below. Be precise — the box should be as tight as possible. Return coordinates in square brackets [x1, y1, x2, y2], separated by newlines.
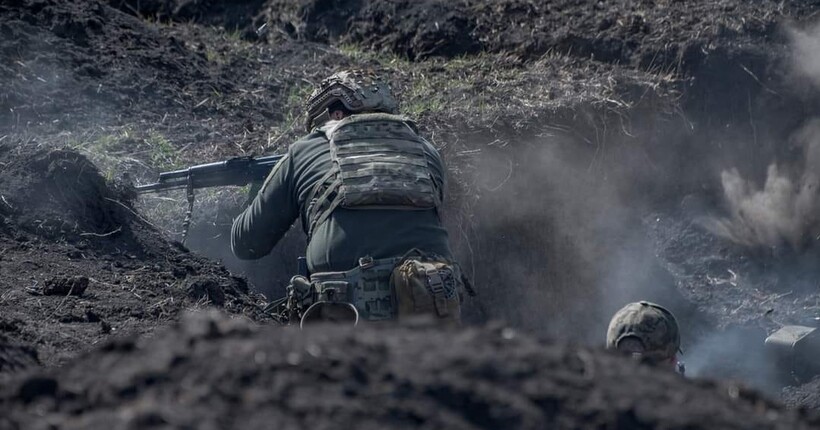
[135, 154, 284, 193]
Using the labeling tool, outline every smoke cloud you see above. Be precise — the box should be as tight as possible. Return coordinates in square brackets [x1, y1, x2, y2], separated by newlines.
[702, 123, 820, 250]
[701, 21, 820, 250]
[789, 20, 820, 91]
[451, 129, 693, 344]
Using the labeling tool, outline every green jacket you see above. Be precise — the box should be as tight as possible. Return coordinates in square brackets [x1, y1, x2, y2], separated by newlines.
[230, 121, 453, 273]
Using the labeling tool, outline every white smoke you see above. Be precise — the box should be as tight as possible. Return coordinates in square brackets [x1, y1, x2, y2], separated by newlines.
[702, 120, 820, 249]
[789, 20, 820, 91]
[702, 21, 820, 250]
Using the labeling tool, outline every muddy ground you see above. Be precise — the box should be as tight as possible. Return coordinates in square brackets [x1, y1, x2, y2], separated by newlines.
[3, 0, 820, 427]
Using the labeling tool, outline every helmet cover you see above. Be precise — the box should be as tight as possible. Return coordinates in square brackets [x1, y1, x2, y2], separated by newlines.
[606, 301, 681, 362]
[304, 70, 398, 132]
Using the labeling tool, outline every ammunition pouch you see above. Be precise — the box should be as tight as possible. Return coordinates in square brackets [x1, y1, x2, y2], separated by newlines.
[308, 256, 402, 322]
[391, 256, 462, 323]
[295, 251, 468, 325]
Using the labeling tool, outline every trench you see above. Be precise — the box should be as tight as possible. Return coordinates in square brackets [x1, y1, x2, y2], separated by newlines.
[175, 42, 820, 399]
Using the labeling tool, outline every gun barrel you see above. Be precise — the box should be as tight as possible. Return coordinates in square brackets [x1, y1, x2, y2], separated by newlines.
[135, 154, 284, 194]
[134, 182, 186, 193]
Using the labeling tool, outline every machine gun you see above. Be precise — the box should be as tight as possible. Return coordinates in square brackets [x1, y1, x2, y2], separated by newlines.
[136, 154, 284, 241]
[138, 154, 332, 326]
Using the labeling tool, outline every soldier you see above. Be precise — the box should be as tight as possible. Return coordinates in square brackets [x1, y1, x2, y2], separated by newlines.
[606, 301, 685, 374]
[231, 70, 467, 325]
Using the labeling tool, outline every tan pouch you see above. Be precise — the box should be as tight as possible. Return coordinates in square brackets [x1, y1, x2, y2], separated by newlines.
[391, 258, 461, 322]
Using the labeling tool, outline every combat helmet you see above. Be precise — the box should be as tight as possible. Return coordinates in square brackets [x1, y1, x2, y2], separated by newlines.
[304, 70, 398, 132]
[606, 301, 681, 363]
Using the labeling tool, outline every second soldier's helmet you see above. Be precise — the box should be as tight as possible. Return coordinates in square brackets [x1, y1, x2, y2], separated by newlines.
[606, 301, 681, 363]
[304, 70, 398, 132]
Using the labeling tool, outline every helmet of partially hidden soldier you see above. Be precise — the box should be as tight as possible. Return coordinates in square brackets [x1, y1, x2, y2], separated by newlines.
[304, 70, 398, 132]
[606, 301, 681, 363]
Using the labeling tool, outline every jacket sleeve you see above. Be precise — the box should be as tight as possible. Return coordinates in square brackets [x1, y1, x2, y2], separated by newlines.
[230, 153, 299, 260]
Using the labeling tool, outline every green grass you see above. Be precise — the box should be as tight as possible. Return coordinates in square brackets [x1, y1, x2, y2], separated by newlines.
[68, 127, 136, 181]
[67, 127, 183, 185]
[337, 43, 413, 69]
[205, 48, 220, 63]
[144, 131, 180, 170]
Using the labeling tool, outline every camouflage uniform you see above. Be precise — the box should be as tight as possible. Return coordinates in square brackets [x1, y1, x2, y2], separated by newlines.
[606, 301, 682, 369]
[231, 71, 462, 323]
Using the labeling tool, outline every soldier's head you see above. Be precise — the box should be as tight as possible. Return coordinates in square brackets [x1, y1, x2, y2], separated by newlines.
[305, 70, 398, 131]
[606, 301, 681, 368]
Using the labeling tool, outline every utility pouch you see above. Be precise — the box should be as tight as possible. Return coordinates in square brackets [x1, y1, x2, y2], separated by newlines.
[391, 258, 462, 322]
[309, 256, 399, 322]
[299, 280, 359, 327]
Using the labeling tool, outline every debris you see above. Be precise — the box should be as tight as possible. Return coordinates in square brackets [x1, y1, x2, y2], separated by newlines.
[79, 226, 122, 238]
[42, 276, 89, 296]
[187, 279, 226, 306]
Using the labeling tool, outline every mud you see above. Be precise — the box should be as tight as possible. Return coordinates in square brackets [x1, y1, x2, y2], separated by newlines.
[2, 311, 819, 430]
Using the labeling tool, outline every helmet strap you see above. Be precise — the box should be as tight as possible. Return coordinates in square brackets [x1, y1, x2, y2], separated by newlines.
[310, 111, 331, 131]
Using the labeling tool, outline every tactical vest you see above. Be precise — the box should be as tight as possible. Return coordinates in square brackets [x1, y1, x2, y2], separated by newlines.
[306, 113, 442, 238]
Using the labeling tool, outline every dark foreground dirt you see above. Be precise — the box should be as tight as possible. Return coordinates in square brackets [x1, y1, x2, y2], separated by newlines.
[1, 311, 818, 430]
[783, 377, 820, 410]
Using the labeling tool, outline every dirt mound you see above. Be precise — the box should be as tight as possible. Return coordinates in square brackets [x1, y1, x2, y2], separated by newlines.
[0, 145, 267, 373]
[264, 0, 814, 63]
[1, 0, 202, 125]
[262, 0, 819, 126]
[1, 311, 817, 430]
[109, 0, 267, 35]
[0, 0, 281, 155]
[0, 148, 128, 240]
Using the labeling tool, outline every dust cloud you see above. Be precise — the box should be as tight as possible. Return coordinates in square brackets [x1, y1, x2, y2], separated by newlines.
[790, 20, 820, 91]
[456, 132, 687, 345]
[701, 120, 820, 250]
[677, 21, 820, 394]
[701, 19, 820, 251]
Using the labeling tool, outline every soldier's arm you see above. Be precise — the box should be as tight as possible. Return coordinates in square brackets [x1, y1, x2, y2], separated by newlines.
[231, 153, 298, 260]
